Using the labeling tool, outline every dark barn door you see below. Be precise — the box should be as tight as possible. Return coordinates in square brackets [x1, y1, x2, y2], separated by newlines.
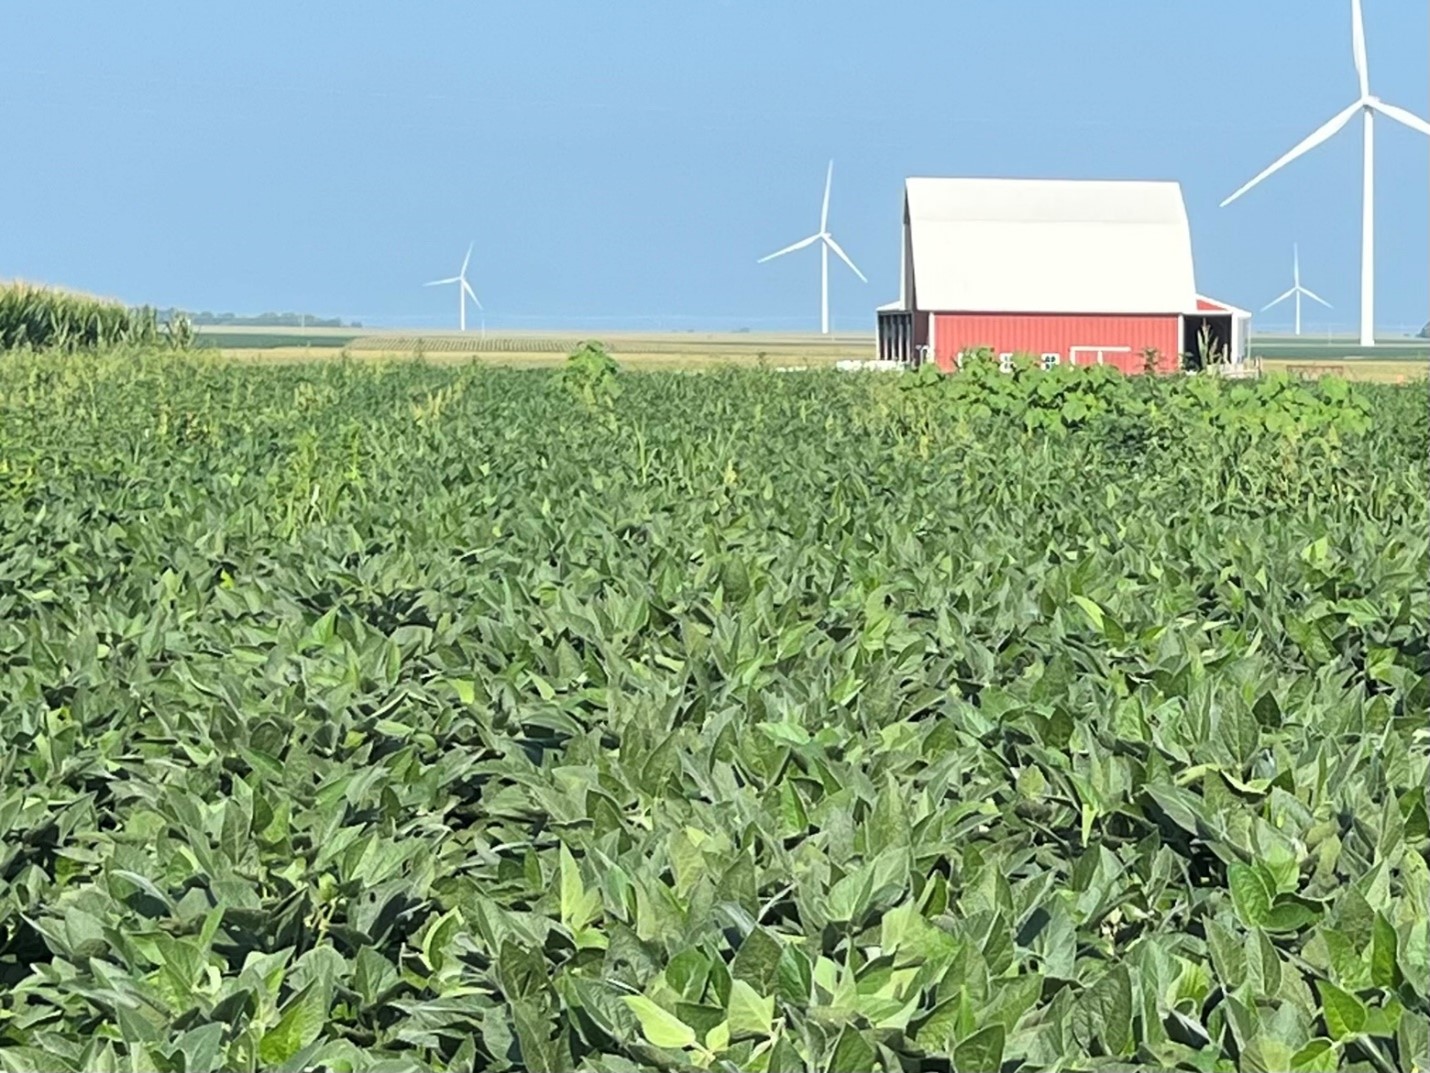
[1183, 315, 1233, 370]
[877, 311, 914, 365]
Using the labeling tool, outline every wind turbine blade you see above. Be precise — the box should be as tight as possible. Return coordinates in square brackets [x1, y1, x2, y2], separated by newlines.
[1300, 287, 1333, 308]
[463, 279, 483, 309]
[425, 277, 460, 286]
[1366, 97, 1430, 137]
[461, 242, 473, 277]
[1351, 0, 1369, 99]
[1293, 242, 1300, 286]
[823, 234, 867, 283]
[757, 234, 820, 262]
[820, 160, 833, 232]
[1220, 100, 1361, 207]
[1262, 288, 1297, 311]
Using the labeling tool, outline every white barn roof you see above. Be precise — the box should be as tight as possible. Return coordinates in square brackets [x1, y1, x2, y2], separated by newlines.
[903, 177, 1199, 315]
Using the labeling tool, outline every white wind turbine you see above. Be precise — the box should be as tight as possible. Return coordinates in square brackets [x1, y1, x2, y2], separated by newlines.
[758, 160, 867, 335]
[1263, 244, 1332, 336]
[424, 243, 483, 333]
[1220, 0, 1430, 348]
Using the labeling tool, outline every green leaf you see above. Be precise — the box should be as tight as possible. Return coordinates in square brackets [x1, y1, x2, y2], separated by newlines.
[353, 947, 398, 1007]
[1397, 1009, 1429, 1073]
[731, 927, 784, 995]
[1321, 927, 1370, 990]
[497, 939, 549, 1001]
[420, 907, 461, 975]
[769, 1034, 807, 1073]
[560, 843, 584, 923]
[258, 980, 329, 1066]
[827, 1025, 876, 1073]
[953, 1024, 1005, 1073]
[726, 979, 774, 1041]
[1254, 929, 1283, 999]
[775, 945, 812, 1006]
[623, 996, 697, 1050]
[175, 1023, 224, 1073]
[916, 993, 964, 1052]
[1243, 1035, 1297, 1073]
[1371, 912, 1400, 988]
[704, 1020, 730, 1054]
[1096, 964, 1135, 1056]
[1071, 595, 1105, 632]
[1229, 862, 1273, 928]
[1206, 918, 1247, 988]
[985, 974, 1043, 1033]
[512, 997, 565, 1073]
[1264, 900, 1320, 933]
[868, 775, 912, 849]
[825, 869, 870, 924]
[1288, 1038, 1338, 1072]
[1143, 781, 1210, 838]
[667, 827, 707, 897]
[675, 1002, 727, 1042]
[1362, 1000, 1402, 1038]
[1334, 888, 1377, 950]
[1316, 980, 1367, 1041]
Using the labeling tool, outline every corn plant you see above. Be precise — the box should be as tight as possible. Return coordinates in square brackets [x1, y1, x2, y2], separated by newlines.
[0, 282, 192, 353]
[1195, 320, 1228, 369]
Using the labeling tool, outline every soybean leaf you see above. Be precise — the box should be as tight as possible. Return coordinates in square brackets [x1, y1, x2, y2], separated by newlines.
[623, 996, 696, 1051]
[258, 981, 329, 1066]
[827, 1025, 876, 1073]
[1316, 980, 1367, 1042]
[726, 979, 774, 1041]
[953, 1024, 1005, 1073]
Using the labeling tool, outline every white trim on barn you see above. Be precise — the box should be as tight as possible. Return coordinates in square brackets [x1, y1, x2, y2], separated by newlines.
[1070, 345, 1133, 366]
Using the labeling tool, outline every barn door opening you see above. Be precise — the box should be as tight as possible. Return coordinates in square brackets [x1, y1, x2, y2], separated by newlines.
[877, 310, 914, 365]
[1183, 316, 1232, 370]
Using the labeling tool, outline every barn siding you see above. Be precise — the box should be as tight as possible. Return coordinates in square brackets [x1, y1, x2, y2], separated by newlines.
[930, 313, 1182, 374]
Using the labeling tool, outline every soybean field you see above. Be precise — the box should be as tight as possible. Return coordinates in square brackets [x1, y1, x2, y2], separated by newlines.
[0, 351, 1426, 1072]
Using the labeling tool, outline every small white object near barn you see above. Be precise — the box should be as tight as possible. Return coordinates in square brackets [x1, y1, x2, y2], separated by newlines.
[875, 177, 1250, 374]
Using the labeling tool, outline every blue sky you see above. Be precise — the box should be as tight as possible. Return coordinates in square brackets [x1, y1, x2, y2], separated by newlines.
[3, 1, 1427, 333]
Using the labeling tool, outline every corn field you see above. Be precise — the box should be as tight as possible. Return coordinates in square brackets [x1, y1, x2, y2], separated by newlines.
[0, 282, 193, 353]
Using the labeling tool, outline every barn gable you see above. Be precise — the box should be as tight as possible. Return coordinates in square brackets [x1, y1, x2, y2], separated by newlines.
[902, 177, 1199, 316]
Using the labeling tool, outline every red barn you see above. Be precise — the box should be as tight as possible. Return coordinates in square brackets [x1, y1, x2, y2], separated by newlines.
[875, 177, 1249, 373]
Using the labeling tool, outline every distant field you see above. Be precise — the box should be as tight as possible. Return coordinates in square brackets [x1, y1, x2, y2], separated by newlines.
[205, 328, 876, 368]
[1249, 334, 1430, 360]
[201, 326, 1430, 379]
[1257, 357, 1428, 384]
[195, 326, 359, 350]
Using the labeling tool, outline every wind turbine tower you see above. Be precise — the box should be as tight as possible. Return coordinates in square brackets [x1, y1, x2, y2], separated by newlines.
[1220, 0, 1430, 347]
[1263, 244, 1332, 336]
[758, 160, 867, 335]
[424, 243, 483, 332]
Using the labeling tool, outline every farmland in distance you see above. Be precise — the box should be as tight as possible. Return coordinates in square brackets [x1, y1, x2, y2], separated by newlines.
[201, 325, 1430, 379]
[0, 351, 1426, 1072]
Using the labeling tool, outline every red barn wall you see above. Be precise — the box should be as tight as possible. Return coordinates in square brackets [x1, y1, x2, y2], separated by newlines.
[931, 313, 1182, 374]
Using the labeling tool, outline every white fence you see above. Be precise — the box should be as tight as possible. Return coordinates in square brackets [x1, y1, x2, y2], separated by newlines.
[834, 360, 906, 373]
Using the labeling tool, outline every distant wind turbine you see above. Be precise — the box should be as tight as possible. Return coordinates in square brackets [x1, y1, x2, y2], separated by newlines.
[758, 160, 866, 335]
[1220, 0, 1430, 348]
[424, 243, 483, 333]
[1263, 244, 1332, 336]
